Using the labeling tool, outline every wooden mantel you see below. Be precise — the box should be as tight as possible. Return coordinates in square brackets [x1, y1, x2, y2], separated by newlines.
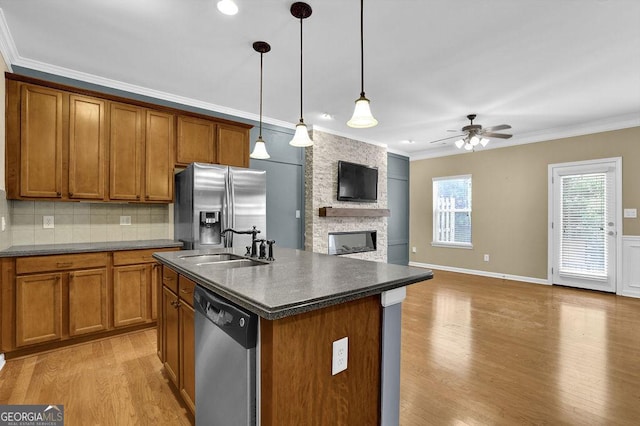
[318, 207, 391, 218]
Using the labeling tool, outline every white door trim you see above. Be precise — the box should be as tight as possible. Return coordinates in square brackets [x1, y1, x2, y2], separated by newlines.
[547, 157, 622, 291]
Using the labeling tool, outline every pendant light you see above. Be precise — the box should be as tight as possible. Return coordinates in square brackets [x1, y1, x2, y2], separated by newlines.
[347, 0, 377, 128]
[289, 2, 314, 147]
[250, 41, 271, 160]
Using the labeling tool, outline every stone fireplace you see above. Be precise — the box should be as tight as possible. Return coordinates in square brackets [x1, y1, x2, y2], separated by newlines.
[305, 129, 387, 262]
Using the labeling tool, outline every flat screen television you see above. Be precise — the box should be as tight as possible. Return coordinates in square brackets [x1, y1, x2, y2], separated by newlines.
[337, 160, 378, 202]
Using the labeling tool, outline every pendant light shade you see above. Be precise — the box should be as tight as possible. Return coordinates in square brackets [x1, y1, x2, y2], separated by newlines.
[251, 137, 270, 159]
[289, 2, 313, 148]
[347, 0, 377, 128]
[250, 41, 272, 160]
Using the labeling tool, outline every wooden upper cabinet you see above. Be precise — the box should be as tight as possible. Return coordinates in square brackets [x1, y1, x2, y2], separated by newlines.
[145, 110, 175, 202]
[110, 102, 144, 201]
[217, 123, 250, 168]
[68, 95, 107, 200]
[19, 84, 64, 198]
[176, 115, 216, 165]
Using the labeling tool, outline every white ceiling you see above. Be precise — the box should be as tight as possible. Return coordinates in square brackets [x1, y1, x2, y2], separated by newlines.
[0, 0, 638, 159]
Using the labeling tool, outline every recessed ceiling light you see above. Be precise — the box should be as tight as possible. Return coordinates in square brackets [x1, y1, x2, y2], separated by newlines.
[321, 113, 334, 120]
[403, 139, 415, 144]
[217, 0, 238, 15]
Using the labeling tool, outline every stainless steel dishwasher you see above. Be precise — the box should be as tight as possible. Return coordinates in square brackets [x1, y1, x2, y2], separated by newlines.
[194, 285, 258, 426]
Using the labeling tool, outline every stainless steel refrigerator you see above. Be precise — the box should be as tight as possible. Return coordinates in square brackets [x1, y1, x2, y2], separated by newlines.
[174, 163, 266, 250]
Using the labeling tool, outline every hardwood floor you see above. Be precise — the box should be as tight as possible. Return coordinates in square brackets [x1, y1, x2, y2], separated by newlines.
[0, 329, 192, 426]
[400, 270, 640, 426]
[2, 271, 639, 425]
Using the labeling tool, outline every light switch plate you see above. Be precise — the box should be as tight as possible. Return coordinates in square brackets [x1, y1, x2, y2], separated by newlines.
[624, 208, 637, 218]
[120, 216, 132, 225]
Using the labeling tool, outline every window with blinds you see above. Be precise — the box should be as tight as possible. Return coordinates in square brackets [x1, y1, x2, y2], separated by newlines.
[432, 175, 472, 247]
[559, 172, 607, 279]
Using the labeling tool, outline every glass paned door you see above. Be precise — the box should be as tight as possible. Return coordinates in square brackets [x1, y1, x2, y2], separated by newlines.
[550, 159, 619, 292]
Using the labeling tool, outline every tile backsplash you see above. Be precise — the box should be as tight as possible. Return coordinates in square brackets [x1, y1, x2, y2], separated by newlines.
[10, 201, 173, 246]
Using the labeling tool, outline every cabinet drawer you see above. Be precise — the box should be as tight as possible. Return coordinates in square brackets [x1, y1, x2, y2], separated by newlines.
[178, 276, 196, 307]
[163, 266, 178, 293]
[16, 253, 108, 275]
[113, 247, 178, 266]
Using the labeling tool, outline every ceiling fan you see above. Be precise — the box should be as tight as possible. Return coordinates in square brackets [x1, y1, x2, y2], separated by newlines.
[429, 114, 512, 151]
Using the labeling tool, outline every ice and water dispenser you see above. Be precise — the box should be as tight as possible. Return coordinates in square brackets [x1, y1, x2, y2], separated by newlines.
[199, 211, 221, 245]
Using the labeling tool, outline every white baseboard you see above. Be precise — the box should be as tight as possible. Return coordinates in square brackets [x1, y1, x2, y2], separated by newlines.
[0, 353, 5, 371]
[409, 262, 550, 286]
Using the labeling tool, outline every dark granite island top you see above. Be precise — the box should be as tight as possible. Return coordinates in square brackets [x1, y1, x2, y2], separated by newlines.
[153, 246, 433, 320]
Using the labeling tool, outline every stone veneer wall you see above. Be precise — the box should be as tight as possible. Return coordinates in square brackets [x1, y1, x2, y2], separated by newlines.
[305, 129, 387, 262]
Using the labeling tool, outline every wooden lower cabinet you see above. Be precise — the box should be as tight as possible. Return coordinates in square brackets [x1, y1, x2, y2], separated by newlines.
[68, 268, 108, 336]
[1, 248, 179, 357]
[160, 267, 196, 416]
[15, 273, 63, 347]
[163, 286, 180, 386]
[113, 265, 148, 327]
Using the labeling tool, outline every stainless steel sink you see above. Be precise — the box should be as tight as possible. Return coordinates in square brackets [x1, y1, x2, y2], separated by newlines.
[197, 258, 267, 268]
[178, 253, 267, 268]
[178, 253, 245, 263]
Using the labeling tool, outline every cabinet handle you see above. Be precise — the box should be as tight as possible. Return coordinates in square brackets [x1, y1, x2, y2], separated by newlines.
[69, 191, 74, 197]
[56, 191, 61, 196]
[180, 289, 192, 294]
[56, 262, 73, 268]
[69, 272, 74, 279]
[175, 301, 181, 309]
[136, 195, 141, 199]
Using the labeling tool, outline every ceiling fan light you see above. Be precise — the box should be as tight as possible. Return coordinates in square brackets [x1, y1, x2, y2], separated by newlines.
[289, 121, 313, 147]
[464, 142, 473, 151]
[454, 139, 465, 149]
[250, 137, 270, 159]
[347, 96, 378, 128]
[480, 137, 490, 147]
[217, 0, 238, 15]
[470, 135, 480, 146]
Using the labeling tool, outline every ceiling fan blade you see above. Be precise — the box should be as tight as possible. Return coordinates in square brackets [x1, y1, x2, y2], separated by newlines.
[483, 124, 511, 132]
[429, 134, 465, 144]
[483, 132, 512, 139]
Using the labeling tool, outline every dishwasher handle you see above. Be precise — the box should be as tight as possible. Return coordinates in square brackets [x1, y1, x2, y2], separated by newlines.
[194, 285, 258, 349]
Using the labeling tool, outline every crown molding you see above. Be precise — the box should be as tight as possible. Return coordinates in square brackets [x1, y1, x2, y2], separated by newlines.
[0, 9, 16, 70]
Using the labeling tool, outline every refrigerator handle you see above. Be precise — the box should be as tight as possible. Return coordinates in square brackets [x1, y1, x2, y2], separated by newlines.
[228, 170, 236, 247]
[226, 170, 234, 248]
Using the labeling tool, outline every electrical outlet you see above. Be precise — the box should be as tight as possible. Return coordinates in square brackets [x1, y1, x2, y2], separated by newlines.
[332, 337, 348, 375]
[43, 215, 54, 229]
[120, 216, 132, 226]
[484, 254, 490, 262]
[412, 246, 417, 253]
[1, 216, 5, 232]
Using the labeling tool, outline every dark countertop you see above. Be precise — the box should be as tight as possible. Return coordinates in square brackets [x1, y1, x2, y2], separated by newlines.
[153, 247, 433, 320]
[0, 239, 184, 257]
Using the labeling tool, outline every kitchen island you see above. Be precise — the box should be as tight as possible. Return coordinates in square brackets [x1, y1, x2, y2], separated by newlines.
[154, 247, 433, 426]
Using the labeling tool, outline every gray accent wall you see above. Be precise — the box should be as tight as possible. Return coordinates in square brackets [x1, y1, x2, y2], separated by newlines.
[249, 125, 304, 250]
[387, 153, 410, 265]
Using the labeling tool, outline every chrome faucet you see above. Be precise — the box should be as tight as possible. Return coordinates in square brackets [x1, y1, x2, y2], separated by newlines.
[221, 226, 261, 257]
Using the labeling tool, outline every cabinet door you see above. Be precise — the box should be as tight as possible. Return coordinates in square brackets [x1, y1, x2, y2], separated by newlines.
[69, 268, 108, 336]
[113, 265, 148, 327]
[154, 264, 163, 360]
[145, 110, 174, 202]
[68, 94, 107, 200]
[180, 302, 196, 415]
[217, 123, 250, 168]
[163, 286, 180, 387]
[19, 84, 63, 198]
[176, 115, 216, 165]
[110, 103, 143, 201]
[15, 273, 63, 347]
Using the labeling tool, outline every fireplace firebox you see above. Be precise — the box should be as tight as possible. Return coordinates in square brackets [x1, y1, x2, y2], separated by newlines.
[328, 230, 377, 255]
